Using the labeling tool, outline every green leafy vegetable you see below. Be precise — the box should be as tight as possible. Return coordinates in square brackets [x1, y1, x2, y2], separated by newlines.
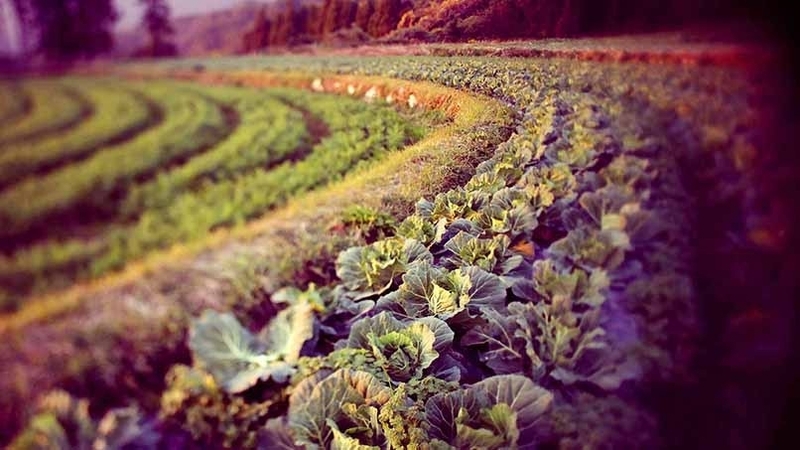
[510, 301, 635, 390]
[188, 306, 314, 394]
[336, 238, 433, 299]
[9, 391, 158, 450]
[443, 231, 525, 276]
[395, 215, 438, 245]
[161, 365, 278, 449]
[377, 262, 506, 321]
[345, 312, 454, 382]
[288, 369, 392, 448]
[426, 375, 553, 449]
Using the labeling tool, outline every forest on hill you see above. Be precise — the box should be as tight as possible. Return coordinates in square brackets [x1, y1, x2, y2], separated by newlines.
[3, 0, 780, 59]
[238, 0, 766, 51]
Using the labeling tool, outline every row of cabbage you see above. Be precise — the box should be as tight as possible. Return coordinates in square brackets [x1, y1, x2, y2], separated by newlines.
[0, 81, 424, 309]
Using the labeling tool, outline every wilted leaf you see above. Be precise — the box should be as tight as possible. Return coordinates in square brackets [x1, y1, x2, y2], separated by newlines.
[189, 309, 312, 393]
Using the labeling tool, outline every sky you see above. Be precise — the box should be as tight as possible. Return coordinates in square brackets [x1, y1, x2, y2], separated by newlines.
[0, 0, 21, 53]
[116, 0, 266, 30]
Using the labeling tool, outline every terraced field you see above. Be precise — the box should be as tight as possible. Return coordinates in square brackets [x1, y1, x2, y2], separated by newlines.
[0, 80, 92, 146]
[0, 77, 426, 309]
[1, 45, 795, 450]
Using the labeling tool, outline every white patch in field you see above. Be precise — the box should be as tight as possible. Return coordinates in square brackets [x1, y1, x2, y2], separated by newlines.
[386, 94, 394, 104]
[364, 86, 378, 102]
[408, 94, 418, 109]
[347, 85, 356, 95]
[311, 78, 324, 92]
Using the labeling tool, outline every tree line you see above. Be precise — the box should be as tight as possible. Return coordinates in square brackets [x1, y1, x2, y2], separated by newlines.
[241, 0, 768, 51]
[409, 0, 753, 39]
[3, 0, 777, 59]
[242, 0, 412, 50]
[8, 0, 176, 60]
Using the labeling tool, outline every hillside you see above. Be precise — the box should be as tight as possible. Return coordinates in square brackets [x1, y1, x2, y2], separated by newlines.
[114, 0, 773, 57]
[115, 1, 273, 56]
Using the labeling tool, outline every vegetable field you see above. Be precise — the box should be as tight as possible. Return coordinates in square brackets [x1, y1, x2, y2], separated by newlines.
[1, 47, 795, 450]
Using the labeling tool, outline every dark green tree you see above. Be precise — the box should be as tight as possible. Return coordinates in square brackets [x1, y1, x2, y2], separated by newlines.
[13, 0, 117, 60]
[354, 0, 373, 32]
[136, 0, 177, 57]
[367, 0, 410, 37]
[241, 7, 272, 52]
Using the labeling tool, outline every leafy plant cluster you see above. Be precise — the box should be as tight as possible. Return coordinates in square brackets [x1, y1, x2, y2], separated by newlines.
[9, 390, 159, 450]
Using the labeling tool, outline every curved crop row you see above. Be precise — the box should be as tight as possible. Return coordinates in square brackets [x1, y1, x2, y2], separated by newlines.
[91, 91, 422, 274]
[121, 84, 309, 217]
[0, 80, 91, 146]
[0, 81, 29, 127]
[0, 85, 425, 309]
[0, 78, 156, 188]
[0, 81, 232, 242]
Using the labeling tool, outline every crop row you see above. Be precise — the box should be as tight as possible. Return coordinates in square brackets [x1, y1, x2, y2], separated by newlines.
[121, 84, 309, 217]
[0, 81, 29, 126]
[0, 79, 91, 146]
[0, 81, 232, 241]
[0, 81, 425, 309]
[0, 78, 156, 188]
